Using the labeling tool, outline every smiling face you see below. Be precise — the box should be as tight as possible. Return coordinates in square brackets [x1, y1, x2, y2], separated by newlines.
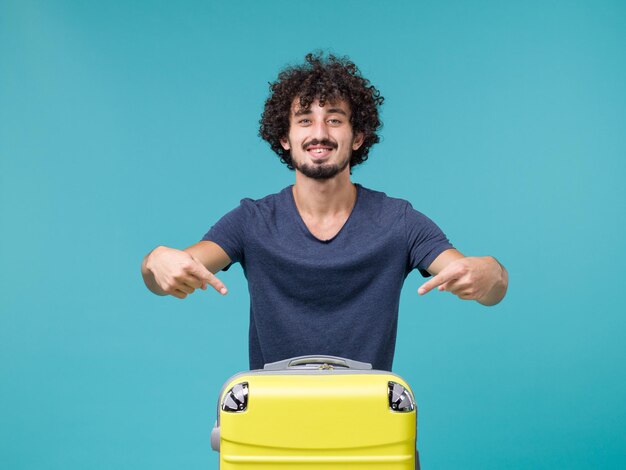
[280, 98, 364, 180]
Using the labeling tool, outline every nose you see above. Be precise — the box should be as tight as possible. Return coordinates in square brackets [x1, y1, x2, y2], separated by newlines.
[311, 120, 330, 140]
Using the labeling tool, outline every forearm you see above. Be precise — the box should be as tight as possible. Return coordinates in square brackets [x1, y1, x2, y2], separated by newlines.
[478, 257, 508, 306]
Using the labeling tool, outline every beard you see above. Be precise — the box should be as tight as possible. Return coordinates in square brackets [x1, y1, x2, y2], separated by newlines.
[293, 156, 350, 180]
[290, 138, 351, 180]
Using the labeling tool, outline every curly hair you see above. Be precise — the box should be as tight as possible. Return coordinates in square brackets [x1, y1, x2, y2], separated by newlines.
[259, 52, 384, 170]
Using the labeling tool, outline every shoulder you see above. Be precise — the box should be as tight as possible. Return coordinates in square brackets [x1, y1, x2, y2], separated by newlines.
[203, 186, 292, 245]
[235, 186, 292, 216]
[356, 184, 412, 216]
[356, 184, 438, 228]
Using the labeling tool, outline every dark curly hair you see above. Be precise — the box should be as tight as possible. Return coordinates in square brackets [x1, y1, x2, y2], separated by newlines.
[259, 52, 384, 170]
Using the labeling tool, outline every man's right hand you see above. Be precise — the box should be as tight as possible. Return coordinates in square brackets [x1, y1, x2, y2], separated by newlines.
[143, 246, 228, 299]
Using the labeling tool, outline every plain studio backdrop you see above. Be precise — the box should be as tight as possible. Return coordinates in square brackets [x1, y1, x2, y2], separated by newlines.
[1, 1, 625, 469]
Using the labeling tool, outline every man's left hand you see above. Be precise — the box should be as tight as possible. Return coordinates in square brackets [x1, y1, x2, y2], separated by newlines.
[418, 256, 508, 306]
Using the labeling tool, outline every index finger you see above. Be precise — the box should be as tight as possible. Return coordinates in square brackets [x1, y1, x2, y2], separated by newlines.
[189, 261, 228, 295]
[418, 270, 456, 295]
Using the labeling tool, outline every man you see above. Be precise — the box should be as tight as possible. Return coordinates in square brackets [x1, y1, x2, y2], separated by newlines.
[141, 52, 508, 371]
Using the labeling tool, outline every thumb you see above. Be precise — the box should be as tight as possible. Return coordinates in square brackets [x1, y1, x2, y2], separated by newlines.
[189, 258, 212, 281]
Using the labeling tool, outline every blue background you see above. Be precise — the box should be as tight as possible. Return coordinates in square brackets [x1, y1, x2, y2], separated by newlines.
[1, 1, 625, 468]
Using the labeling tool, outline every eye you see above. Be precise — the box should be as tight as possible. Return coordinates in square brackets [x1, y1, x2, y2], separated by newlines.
[328, 119, 342, 125]
[298, 119, 311, 125]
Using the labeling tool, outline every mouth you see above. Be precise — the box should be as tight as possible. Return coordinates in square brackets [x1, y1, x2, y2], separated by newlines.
[305, 145, 334, 160]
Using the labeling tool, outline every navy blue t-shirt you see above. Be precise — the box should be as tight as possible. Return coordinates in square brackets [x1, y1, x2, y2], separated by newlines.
[202, 184, 453, 371]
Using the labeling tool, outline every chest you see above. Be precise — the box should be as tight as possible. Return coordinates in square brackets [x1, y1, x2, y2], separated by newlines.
[299, 213, 351, 241]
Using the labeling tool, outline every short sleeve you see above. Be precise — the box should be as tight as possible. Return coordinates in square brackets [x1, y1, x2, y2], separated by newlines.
[404, 202, 454, 277]
[201, 200, 251, 267]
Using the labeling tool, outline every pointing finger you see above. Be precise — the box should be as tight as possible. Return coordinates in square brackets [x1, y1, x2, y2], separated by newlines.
[189, 262, 228, 295]
[207, 272, 228, 296]
[418, 267, 461, 295]
[418, 272, 447, 295]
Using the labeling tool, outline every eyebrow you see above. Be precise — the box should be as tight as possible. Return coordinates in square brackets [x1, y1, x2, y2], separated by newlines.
[293, 107, 349, 117]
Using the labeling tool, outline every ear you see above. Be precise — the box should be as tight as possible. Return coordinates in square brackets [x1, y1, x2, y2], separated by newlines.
[280, 137, 290, 150]
[352, 132, 364, 151]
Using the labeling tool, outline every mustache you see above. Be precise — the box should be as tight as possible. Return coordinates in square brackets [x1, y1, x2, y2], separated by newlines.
[303, 139, 338, 150]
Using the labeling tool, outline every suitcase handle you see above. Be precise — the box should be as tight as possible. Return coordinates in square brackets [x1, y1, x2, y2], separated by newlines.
[263, 355, 373, 370]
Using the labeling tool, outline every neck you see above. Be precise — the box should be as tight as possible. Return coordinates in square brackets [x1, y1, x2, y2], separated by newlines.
[292, 168, 356, 217]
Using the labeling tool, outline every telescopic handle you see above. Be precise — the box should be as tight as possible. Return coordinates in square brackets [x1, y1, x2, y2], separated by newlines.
[263, 355, 373, 371]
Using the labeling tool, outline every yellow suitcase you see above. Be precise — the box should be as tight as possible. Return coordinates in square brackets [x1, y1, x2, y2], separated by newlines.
[211, 355, 418, 469]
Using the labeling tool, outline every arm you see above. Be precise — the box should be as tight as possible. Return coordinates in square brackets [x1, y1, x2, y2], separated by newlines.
[417, 248, 508, 306]
[141, 241, 232, 299]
